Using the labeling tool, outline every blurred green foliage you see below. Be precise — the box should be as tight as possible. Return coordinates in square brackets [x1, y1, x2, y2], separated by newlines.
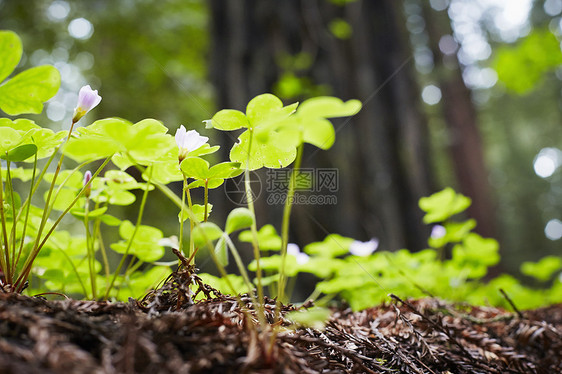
[494, 29, 562, 94]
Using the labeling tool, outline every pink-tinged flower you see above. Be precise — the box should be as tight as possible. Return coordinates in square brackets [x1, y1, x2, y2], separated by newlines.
[349, 238, 379, 257]
[83, 170, 92, 198]
[175, 125, 209, 161]
[430, 225, 446, 239]
[72, 85, 102, 123]
[287, 243, 310, 265]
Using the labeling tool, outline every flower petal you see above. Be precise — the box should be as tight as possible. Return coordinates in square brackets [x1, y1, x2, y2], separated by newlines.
[349, 238, 379, 257]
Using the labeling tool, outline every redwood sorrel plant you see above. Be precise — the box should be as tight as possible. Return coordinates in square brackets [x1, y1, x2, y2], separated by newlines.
[2, 29, 560, 327]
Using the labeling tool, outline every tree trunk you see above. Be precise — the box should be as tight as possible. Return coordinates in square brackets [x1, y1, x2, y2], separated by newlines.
[209, 0, 434, 252]
[422, 3, 497, 240]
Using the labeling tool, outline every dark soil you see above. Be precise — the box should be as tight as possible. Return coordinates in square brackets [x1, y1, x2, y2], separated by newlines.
[0, 265, 560, 373]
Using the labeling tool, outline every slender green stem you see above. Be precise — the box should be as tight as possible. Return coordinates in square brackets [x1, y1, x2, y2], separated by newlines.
[269, 141, 304, 360]
[224, 235, 266, 327]
[83, 197, 97, 299]
[43, 160, 93, 224]
[14, 156, 111, 292]
[13, 147, 59, 226]
[178, 177, 187, 255]
[277, 143, 303, 304]
[203, 180, 209, 222]
[14, 153, 38, 271]
[97, 227, 111, 282]
[0, 165, 11, 283]
[185, 186, 195, 257]
[33, 122, 77, 263]
[304, 286, 324, 305]
[124, 257, 143, 276]
[19, 121, 78, 289]
[243, 130, 264, 304]
[56, 247, 88, 297]
[128, 156, 198, 257]
[224, 235, 257, 296]
[104, 169, 152, 300]
[6, 161, 16, 280]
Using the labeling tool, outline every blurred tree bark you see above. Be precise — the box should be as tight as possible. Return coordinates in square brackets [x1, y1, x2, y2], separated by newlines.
[422, 3, 497, 240]
[209, 0, 434, 251]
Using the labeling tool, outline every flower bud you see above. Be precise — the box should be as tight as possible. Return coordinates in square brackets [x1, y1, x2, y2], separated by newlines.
[83, 170, 92, 198]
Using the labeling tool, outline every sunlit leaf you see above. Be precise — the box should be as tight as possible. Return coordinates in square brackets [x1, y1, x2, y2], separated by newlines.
[192, 222, 223, 247]
[239, 224, 282, 251]
[180, 157, 210, 179]
[230, 129, 297, 170]
[100, 214, 122, 226]
[246, 93, 297, 128]
[208, 161, 241, 179]
[225, 207, 254, 234]
[178, 203, 212, 223]
[297, 97, 361, 118]
[304, 234, 354, 258]
[210, 109, 249, 130]
[70, 206, 108, 219]
[521, 256, 562, 282]
[0, 65, 60, 115]
[107, 190, 136, 206]
[0, 127, 23, 153]
[0, 31, 22, 83]
[494, 29, 562, 94]
[1, 166, 34, 181]
[111, 220, 165, 262]
[187, 178, 225, 189]
[1, 143, 37, 161]
[419, 188, 471, 223]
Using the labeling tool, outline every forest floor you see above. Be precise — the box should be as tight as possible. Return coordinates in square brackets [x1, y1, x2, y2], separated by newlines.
[0, 265, 560, 374]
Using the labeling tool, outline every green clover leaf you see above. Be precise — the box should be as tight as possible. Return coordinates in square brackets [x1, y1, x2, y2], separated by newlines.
[110, 220, 165, 263]
[419, 188, 472, 224]
[520, 256, 562, 282]
[229, 129, 298, 170]
[239, 224, 282, 251]
[0, 31, 60, 115]
[180, 157, 242, 188]
[0, 118, 64, 160]
[274, 96, 362, 150]
[178, 203, 213, 223]
[225, 207, 254, 234]
[303, 234, 355, 258]
[65, 118, 174, 163]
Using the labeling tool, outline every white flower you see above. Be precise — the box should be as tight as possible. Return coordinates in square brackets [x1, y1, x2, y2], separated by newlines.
[175, 125, 209, 161]
[158, 235, 179, 248]
[430, 225, 446, 239]
[72, 85, 102, 123]
[349, 238, 379, 257]
[287, 243, 310, 265]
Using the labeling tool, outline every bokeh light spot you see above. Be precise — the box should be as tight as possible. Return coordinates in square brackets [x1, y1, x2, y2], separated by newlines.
[422, 85, 442, 105]
[46, 1, 70, 22]
[545, 219, 562, 240]
[533, 148, 560, 178]
[68, 18, 94, 40]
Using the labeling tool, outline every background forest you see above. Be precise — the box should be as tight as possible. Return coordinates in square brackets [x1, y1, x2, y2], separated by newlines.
[1, 0, 561, 289]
